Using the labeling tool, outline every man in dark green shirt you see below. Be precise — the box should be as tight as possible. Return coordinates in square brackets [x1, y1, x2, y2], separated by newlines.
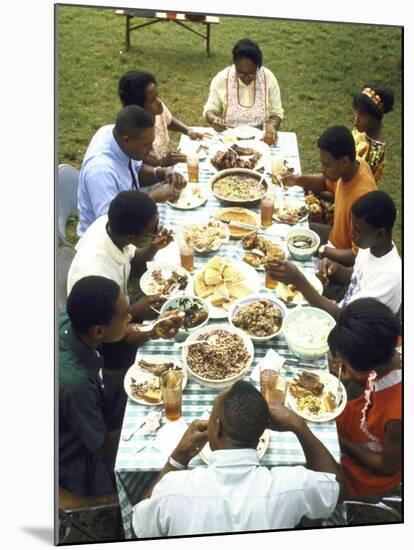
[59, 276, 131, 495]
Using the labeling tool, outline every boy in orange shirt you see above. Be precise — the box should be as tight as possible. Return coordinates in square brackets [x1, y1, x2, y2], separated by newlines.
[328, 298, 402, 497]
[280, 125, 376, 266]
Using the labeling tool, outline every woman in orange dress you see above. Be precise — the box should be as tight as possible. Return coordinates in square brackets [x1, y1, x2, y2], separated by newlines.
[328, 297, 402, 497]
[352, 83, 394, 183]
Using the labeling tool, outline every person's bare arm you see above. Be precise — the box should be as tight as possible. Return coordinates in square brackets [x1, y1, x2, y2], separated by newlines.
[264, 259, 341, 319]
[268, 404, 345, 501]
[168, 117, 190, 134]
[143, 420, 208, 499]
[340, 420, 402, 476]
[205, 110, 232, 132]
[138, 164, 168, 187]
[130, 244, 158, 274]
[322, 247, 356, 267]
[318, 258, 353, 286]
[280, 171, 327, 194]
[269, 115, 282, 131]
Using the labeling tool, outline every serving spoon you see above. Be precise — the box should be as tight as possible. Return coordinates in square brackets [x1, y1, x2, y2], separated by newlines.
[174, 335, 218, 350]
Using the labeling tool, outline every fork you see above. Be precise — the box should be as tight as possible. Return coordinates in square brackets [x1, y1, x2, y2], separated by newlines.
[335, 364, 343, 406]
[122, 418, 146, 441]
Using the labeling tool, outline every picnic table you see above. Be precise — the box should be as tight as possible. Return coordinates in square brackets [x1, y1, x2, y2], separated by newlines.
[115, 10, 220, 54]
[115, 130, 341, 539]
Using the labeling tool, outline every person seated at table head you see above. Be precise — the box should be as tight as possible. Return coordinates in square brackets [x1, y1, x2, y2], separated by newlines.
[59, 275, 131, 496]
[328, 298, 402, 497]
[119, 70, 209, 167]
[203, 38, 284, 132]
[264, 190, 401, 319]
[77, 104, 186, 236]
[68, 190, 183, 358]
[280, 125, 377, 267]
[131, 380, 344, 537]
[352, 83, 394, 183]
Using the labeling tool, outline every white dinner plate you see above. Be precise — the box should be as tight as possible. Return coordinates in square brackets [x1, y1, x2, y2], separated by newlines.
[273, 197, 309, 225]
[221, 126, 263, 141]
[124, 355, 188, 406]
[167, 185, 207, 210]
[140, 265, 193, 297]
[285, 370, 347, 422]
[193, 260, 261, 319]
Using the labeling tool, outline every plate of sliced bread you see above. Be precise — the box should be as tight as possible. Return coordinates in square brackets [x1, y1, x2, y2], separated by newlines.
[193, 255, 260, 318]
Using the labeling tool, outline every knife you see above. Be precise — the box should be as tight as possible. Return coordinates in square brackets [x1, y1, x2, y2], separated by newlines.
[212, 216, 260, 232]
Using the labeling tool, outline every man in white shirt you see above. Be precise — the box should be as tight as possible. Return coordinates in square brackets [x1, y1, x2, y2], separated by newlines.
[203, 38, 284, 131]
[68, 190, 183, 357]
[132, 381, 344, 537]
[265, 191, 401, 318]
[77, 105, 186, 236]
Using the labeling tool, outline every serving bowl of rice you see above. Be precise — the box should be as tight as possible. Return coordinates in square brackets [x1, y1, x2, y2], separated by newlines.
[283, 307, 336, 361]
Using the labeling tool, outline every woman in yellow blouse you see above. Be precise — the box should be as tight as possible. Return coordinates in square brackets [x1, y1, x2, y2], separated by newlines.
[352, 83, 394, 183]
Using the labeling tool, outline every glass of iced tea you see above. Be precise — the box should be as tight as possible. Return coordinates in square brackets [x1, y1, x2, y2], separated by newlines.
[263, 120, 277, 146]
[179, 239, 194, 272]
[186, 153, 199, 183]
[264, 267, 278, 289]
[160, 370, 184, 421]
[261, 195, 274, 227]
[260, 367, 286, 405]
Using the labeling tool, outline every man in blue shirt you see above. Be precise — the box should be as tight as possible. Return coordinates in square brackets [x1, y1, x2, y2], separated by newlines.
[77, 105, 186, 236]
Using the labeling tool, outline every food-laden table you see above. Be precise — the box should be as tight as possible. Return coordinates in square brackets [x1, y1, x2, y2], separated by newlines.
[115, 130, 342, 539]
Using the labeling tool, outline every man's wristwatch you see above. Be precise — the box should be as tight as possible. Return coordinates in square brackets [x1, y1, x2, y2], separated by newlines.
[318, 244, 326, 259]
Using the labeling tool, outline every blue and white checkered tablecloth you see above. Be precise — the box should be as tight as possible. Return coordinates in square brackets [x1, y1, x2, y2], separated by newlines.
[115, 131, 341, 539]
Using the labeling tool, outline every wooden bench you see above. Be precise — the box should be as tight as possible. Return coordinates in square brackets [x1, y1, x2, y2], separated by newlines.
[115, 10, 220, 55]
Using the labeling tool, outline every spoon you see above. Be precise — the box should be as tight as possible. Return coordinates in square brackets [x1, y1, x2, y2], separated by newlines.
[174, 335, 218, 350]
[137, 311, 185, 333]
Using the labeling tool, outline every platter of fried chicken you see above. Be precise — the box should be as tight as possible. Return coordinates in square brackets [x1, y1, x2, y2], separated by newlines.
[209, 140, 270, 171]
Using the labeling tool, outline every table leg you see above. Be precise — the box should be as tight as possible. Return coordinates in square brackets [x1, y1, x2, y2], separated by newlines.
[206, 23, 211, 55]
[126, 16, 131, 50]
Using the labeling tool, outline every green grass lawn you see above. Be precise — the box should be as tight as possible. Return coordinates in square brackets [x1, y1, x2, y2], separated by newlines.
[58, 6, 402, 250]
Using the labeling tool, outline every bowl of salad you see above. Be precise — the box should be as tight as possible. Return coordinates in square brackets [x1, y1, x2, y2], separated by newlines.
[161, 295, 210, 341]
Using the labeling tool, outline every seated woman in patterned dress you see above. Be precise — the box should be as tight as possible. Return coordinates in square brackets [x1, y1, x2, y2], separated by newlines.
[203, 38, 284, 133]
[352, 83, 394, 183]
[328, 298, 402, 497]
[119, 71, 209, 167]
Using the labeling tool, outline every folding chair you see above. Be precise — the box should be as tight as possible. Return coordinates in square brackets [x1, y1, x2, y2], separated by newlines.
[344, 484, 402, 524]
[58, 164, 79, 246]
[58, 486, 121, 543]
[57, 246, 76, 308]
